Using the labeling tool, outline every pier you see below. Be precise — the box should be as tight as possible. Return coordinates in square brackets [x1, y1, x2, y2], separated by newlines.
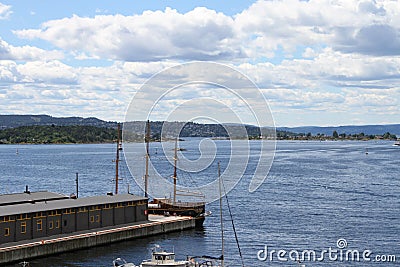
[0, 215, 195, 264]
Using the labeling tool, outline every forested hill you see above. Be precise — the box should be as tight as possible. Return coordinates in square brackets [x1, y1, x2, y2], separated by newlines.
[0, 115, 398, 144]
[0, 125, 117, 144]
[0, 115, 116, 129]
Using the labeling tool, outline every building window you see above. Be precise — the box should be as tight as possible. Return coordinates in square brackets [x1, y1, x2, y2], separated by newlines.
[90, 216, 95, 223]
[4, 228, 10, 236]
[18, 214, 30, 220]
[49, 221, 54, 229]
[49, 210, 60, 216]
[63, 220, 67, 227]
[56, 220, 60, 229]
[37, 219, 43, 231]
[3, 216, 15, 222]
[95, 215, 100, 222]
[63, 208, 75, 214]
[21, 222, 27, 234]
[37, 212, 47, 218]
[78, 207, 88, 213]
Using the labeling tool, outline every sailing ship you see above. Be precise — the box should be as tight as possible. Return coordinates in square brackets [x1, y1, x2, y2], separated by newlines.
[143, 121, 208, 227]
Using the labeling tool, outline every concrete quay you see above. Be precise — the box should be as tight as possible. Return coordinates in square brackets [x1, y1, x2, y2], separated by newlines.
[0, 215, 195, 264]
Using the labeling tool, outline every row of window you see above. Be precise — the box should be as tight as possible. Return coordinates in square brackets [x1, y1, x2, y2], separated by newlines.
[3, 214, 101, 236]
[0, 201, 143, 223]
[2, 214, 31, 221]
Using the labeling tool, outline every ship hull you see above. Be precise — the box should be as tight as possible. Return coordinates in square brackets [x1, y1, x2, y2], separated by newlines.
[148, 199, 206, 227]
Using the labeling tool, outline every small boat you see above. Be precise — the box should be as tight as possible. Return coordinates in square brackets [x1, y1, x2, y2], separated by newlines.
[394, 141, 400, 146]
[139, 245, 190, 267]
[19, 262, 30, 267]
[113, 257, 136, 267]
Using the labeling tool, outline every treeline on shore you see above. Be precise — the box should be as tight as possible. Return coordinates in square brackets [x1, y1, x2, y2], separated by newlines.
[0, 125, 398, 144]
[0, 125, 117, 144]
[277, 130, 398, 141]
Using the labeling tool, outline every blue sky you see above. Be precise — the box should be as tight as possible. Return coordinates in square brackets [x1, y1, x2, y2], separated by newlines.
[0, 0, 399, 126]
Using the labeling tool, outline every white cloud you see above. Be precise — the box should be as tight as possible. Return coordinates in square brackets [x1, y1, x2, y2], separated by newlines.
[16, 61, 77, 84]
[0, 60, 176, 121]
[0, 61, 19, 83]
[1, 55, 399, 124]
[236, 0, 400, 57]
[15, 7, 243, 62]
[235, 48, 400, 125]
[333, 24, 400, 56]
[0, 2, 11, 20]
[13, 0, 400, 62]
[0, 38, 63, 61]
[243, 48, 400, 89]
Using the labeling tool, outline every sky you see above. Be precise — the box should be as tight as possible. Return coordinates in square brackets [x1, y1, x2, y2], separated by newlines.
[0, 0, 399, 127]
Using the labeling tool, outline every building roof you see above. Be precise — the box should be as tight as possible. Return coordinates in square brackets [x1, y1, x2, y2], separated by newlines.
[0, 193, 147, 217]
[0, 191, 69, 206]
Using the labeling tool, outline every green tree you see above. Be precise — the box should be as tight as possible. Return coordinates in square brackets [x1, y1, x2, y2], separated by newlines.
[332, 130, 339, 138]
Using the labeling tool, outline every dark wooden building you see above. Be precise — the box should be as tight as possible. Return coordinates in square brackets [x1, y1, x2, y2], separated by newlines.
[0, 191, 148, 244]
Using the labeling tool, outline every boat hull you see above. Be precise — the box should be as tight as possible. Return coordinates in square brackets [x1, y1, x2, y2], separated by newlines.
[148, 199, 206, 227]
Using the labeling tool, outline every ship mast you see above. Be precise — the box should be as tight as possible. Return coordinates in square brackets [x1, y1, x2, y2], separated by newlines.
[144, 120, 150, 198]
[115, 123, 121, 195]
[173, 138, 178, 204]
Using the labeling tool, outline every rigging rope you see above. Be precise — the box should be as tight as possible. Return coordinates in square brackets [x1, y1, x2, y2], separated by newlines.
[221, 177, 245, 267]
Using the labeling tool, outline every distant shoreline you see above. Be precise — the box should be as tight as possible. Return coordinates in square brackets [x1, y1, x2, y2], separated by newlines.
[1, 139, 398, 146]
[0, 122, 398, 145]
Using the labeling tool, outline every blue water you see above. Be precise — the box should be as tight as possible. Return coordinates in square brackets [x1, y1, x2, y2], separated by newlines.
[0, 140, 399, 266]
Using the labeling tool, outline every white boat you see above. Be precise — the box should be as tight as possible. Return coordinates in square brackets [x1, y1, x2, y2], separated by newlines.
[113, 257, 136, 267]
[394, 141, 400, 146]
[140, 245, 190, 267]
[133, 245, 223, 267]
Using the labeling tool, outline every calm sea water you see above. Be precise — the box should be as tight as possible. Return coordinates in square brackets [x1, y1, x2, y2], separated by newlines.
[0, 140, 399, 266]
